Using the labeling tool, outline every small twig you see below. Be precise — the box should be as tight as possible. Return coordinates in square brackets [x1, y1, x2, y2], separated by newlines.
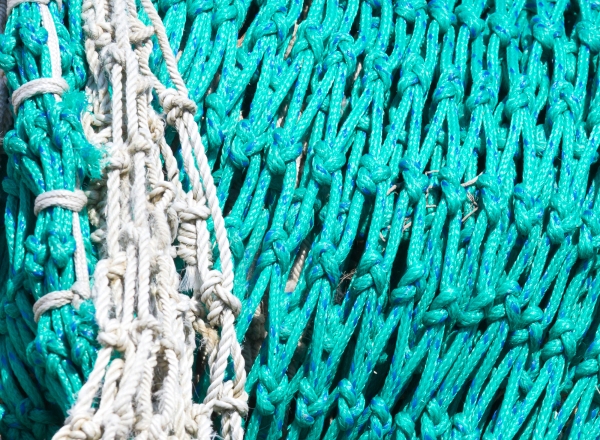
[462, 172, 483, 187]
[462, 207, 478, 222]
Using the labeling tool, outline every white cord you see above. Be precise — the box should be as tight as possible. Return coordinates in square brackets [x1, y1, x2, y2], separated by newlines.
[32, 189, 91, 320]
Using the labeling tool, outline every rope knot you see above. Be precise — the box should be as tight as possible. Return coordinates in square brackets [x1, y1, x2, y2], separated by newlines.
[577, 19, 600, 53]
[160, 89, 197, 126]
[98, 321, 129, 351]
[337, 379, 365, 431]
[308, 240, 340, 285]
[438, 166, 466, 215]
[423, 401, 451, 438]
[369, 398, 392, 438]
[548, 79, 579, 123]
[505, 75, 535, 117]
[266, 128, 303, 175]
[34, 189, 88, 216]
[357, 154, 391, 196]
[312, 141, 345, 186]
[455, 4, 484, 38]
[423, 286, 461, 325]
[225, 216, 245, 260]
[427, 0, 456, 32]
[395, 0, 426, 23]
[466, 70, 497, 113]
[398, 54, 431, 94]
[352, 249, 387, 294]
[256, 365, 288, 415]
[532, 15, 564, 50]
[432, 66, 463, 107]
[542, 318, 577, 360]
[579, 209, 600, 259]
[364, 51, 392, 90]
[475, 173, 502, 224]
[548, 196, 581, 244]
[256, 227, 291, 271]
[324, 33, 357, 75]
[296, 378, 328, 428]
[399, 159, 428, 204]
[488, 12, 517, 47]
[513, 184, 543, 236]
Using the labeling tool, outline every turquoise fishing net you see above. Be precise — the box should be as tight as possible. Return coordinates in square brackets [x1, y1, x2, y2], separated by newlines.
[3, 0, 600, 436]
[147, 0, 600, 437]
[0, 0, 101, 437]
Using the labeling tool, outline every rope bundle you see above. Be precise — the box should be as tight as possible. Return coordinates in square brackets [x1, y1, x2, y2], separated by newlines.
[1, 0, 600, 436]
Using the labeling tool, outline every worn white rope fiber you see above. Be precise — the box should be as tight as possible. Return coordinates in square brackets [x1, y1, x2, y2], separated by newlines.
[137, 0, 248, 437]
[52, 0, 242, 434]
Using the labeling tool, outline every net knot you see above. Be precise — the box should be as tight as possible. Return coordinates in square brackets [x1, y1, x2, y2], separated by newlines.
[160, 89, 197, 126]
[488, 12, 517, 47]
[578, 209, 600, 259]
[225, 216, 245, 260]
[295, 378, 329, 428]
[475, 173, 501, 225]
[312, 141, 345, 186]
[352, 249, 387, 294]
[455, 4, 484, 38]
[542, 318, 577, 360]
[513, 184, 543, 236]
[256, 365, 288, 415]
[395, 0, 426, 23]
[432, 66, 463, 107]
[357, 154, 391, 196]
[256, 227, 291, 271]
[336, 379, 365, 431]
[399, 159, 428, 204]
[398, 54, 431, 94]
[266, 128, 303, 175]
[427, 0, 455, 32]
[423, 286, 460, 325]
[308, 240, 340, 285]
[532, 15, 564, 50]
[466, 70, 497, 113]
[548, 79, 580, 123]
[438, 166, 466, 216]
[369, 398, 393, 438]
[577, 19, 600, 53]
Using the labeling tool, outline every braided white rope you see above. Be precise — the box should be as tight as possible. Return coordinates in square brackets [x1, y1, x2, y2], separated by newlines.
[138, 1, 247, 437]
[53, 0, 205, 436]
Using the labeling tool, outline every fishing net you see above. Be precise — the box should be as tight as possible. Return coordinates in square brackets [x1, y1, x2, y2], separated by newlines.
[2, 0, 600, 437]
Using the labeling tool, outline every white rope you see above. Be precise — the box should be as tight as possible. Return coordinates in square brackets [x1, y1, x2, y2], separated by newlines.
[33, 189, 91, 321]
[11, 77, 68, 111]
[53, 0, 205, 436]
[139, 0, 247, 435]
[33, 189, 88, 215]
[32, 281, 90, 322]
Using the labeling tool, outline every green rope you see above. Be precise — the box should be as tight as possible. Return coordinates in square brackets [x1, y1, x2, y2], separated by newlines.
[144, 0, 600, 437]
[0, 0, 101, 437]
